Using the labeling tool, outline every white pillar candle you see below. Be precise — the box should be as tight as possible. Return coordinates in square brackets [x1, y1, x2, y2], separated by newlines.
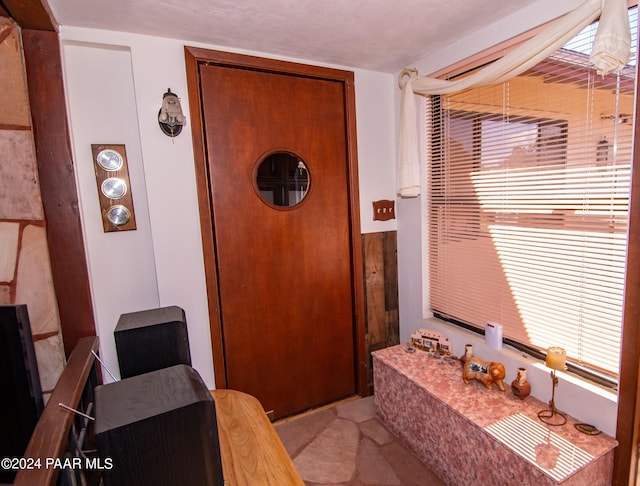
[546, 347, 566, 370]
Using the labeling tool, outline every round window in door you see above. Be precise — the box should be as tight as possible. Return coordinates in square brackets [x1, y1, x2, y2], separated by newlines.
[254, 151, 310, 208]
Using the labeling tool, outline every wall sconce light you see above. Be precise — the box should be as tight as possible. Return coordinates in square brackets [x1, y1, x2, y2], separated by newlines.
[158, 88, 186, 137]
[538, 346, 567, 426]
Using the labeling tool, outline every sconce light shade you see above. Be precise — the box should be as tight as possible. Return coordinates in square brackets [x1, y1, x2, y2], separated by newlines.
[158, 88, 186, 137]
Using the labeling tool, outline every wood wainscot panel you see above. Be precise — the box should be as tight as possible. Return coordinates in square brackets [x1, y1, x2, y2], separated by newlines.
[362, 231, 399, 393]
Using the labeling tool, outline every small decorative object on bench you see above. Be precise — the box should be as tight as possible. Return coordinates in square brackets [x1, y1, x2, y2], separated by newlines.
[511, 367, 532, 400]
[410, 328, 451, 355]
[462, 355, 506, 391]
[460, 343, 473, 367]
[538, 346, 567, 426]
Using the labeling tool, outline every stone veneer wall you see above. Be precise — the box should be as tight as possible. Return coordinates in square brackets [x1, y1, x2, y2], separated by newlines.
[0, 17, 65, 402]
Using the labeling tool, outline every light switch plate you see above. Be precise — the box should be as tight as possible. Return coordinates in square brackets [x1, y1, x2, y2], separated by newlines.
[373, 200, 395, 221]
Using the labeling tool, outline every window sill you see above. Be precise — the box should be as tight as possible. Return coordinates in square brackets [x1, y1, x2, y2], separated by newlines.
[421, 316, 618, 436]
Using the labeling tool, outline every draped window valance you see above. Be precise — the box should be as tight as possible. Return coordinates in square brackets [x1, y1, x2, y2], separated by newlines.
[397, 0, 632, 197]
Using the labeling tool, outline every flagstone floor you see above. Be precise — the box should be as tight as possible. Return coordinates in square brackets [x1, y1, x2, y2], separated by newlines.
[274, 396, 445, 486]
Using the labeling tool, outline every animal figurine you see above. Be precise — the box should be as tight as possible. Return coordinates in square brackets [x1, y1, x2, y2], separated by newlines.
[462, 356, 506, 391]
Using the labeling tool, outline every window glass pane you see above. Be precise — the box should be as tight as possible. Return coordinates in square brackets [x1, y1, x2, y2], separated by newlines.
[255, 152, 310, 208]
[427, 7, 637, 383]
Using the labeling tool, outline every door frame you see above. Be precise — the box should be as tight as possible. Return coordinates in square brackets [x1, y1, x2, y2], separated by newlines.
[184, 46, 368, 397]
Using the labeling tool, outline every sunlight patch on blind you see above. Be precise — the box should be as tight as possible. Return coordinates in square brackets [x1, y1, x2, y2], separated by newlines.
[488, 225, 625, 373]
[485, 414, 593, 482]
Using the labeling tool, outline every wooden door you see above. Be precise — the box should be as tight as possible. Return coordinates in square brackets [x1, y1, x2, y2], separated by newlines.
[187, 49, 365, 419]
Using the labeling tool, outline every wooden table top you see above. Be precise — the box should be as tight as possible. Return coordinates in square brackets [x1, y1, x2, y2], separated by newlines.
[210, 389, 304, 485]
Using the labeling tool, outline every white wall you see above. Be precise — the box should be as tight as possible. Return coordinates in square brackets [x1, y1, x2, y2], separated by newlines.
[62, 42, 161, 383]
[355, 73, 397, 234]
[395, 0, 618, 436]
[59, 27, 398, 390]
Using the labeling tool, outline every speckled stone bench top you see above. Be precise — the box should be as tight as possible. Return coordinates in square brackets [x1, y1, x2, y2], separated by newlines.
[373, 345, 617, 484]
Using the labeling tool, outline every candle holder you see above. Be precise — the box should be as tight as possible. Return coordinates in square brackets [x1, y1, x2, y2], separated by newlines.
[538, 347, 567, 426]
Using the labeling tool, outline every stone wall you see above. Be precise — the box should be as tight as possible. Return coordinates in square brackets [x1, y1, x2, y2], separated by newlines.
[0, 17, 65, 402]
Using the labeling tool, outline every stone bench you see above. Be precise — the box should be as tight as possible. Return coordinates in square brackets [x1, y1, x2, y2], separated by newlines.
[373, 345, 617, 485]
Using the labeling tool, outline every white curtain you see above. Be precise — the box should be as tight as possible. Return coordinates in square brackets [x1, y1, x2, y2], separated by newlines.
[397, 0, 632, 197]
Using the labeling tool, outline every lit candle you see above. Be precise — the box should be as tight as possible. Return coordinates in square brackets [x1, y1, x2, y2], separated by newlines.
[546, 347, 566, 371]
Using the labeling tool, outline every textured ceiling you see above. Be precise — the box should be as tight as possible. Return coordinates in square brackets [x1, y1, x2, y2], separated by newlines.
[44, 0, 541, 73]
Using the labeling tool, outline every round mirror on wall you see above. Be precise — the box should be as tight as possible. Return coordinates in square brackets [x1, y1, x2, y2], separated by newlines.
[255, 151, 310, 208]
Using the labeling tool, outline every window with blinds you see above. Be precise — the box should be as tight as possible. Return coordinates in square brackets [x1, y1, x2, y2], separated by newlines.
[427, 7, 637, 386]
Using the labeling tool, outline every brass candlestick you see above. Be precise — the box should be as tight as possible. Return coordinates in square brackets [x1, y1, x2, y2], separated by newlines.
[538, 347, 568, 426]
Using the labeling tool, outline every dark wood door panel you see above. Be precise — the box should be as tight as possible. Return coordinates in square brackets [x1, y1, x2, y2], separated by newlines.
[200, 64, 355, 418]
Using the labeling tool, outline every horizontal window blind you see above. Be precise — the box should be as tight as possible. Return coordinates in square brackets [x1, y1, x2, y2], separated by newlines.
[428, 7, 637, 381]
